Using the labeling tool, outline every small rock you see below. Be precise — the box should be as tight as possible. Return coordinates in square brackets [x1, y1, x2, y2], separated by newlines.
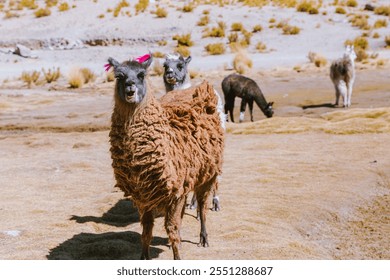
[364, 4, 376, 11]
[13, 44, 38, 58]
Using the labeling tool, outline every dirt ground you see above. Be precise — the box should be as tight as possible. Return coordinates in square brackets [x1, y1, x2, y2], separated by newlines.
[0, 68, 389, 260]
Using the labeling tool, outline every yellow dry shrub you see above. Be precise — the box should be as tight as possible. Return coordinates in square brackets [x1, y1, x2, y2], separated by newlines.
[205, 43, 225, 55]
[68, 68, 84, 88]
[233, 48, 253, 74]
[42, 67, 61, 83]
[58, 2, 69, 12]
[135, 0, 148, 14]
[155, 6, 167, 18]
[34, 7, 51, 17]
[21, 70, 41, 88]
[175, 46, 191, 57]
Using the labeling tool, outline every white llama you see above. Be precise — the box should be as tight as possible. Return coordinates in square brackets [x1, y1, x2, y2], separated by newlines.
[330, 45, 357, 108]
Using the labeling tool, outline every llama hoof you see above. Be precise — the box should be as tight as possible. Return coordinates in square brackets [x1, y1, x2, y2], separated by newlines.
[211, 196, 220, 211]
[198, 236, 209, 247]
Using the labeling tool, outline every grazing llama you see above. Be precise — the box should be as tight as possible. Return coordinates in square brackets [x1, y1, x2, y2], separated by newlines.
[222, 73, 274, 122]
[330, 45, 357, 108]
[162, 53, 224, 213]
[107, 53, 224, 260]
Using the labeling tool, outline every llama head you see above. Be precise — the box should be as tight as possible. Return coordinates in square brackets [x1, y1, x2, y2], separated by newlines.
[264, 102, 274, 118]
[344, 45, 357, 61]
[107, 53, 153, 104]
[163, 53, 192, 91]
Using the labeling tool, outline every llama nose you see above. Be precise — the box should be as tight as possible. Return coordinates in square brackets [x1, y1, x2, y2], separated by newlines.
[166, 68, 173, 74]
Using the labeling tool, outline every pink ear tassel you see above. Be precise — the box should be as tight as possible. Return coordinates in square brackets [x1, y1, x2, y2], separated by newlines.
[104, 63, 112, 72]
[134, 53, 151, 63]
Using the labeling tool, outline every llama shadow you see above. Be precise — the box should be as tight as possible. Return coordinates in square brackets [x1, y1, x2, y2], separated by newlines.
[301, 103, 335, 109]
[47, 231, 166, 260]
[70, 199, 139, 227]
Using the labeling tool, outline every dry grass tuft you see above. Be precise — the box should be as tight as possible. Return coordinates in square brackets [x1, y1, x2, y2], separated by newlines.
[21, 71, 41, 88]
[45, 0, 58, 8]
[67, 67, 96, 88]
[154, 6, 167, 18]
[173, 33, 194, 47]
[197, 15, 209, 26]
[231, 22, 244, 32]
[296, 1, 318, 14]
[205, 43, 225, 55]
[349, 14, 371, 30]
[152, 51, 165, 58]
[135, 0, 148, 14]
[346, 0, 357, 7]
[335, 7, 346, 14]
[282, 24, 301, 35]
[68, 68, 84, 88]
[373, 19, 387, 29]
[226, 108, 390, 135]
[308, 52, 327, 67]
[151, 59, 164, 76]
[58, 2, 69, 12]
[182, 3, 195, 13]
[203, 21, 226, 38]
[113, 0, 129, 17]
[80, 68, 96, 84]
[345, 36, 369, 50]
[256, 42, 267, 52]
[252, 24, 263, 33]
[42, 67, 61, 83]
[233, 48, 253, 74]
[34, 7, 51, 17]
[18, 0, 38, 10]
[175, 45, 191, 57]
[374, 5, 390, 16]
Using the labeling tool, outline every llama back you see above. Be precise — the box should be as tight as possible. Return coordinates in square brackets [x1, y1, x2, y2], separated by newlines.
[330, 58, 354, 83]
[160, 81, 224, 188]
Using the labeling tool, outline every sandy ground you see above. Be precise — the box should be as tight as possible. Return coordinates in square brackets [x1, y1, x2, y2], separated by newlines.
[0, 0, 390, 260]
[1, 67, 389, 260]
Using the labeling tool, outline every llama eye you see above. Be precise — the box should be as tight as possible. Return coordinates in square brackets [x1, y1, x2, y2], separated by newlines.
[137, 72, 145, 80]
[177, 64, 183, 70]
[115, 73, 125, 80]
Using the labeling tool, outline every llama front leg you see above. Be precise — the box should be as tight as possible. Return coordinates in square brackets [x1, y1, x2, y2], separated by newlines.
[239, 98, 247, 123]
[140, 210, 154, 260]
[165, 196, 186, 260]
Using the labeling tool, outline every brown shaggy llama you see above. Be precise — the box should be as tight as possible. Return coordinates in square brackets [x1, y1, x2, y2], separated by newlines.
[107, 54, 224, 260]
[162, 53, 224, 213]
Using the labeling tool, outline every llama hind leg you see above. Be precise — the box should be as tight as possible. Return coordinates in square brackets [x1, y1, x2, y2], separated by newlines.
[346, 82, 353, 107]
[165, 196, 186, 260]
[140, 210, 154, 260]
[196, 179, 216, 247]
[334, 84, 340, 107]
[248, 99, 254, 122]
[239, 98, 247, 123]
[211, 176, 221, 212]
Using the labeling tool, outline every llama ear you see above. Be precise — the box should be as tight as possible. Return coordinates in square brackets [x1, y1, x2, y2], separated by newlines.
[185, 56, 192, 65]
[107, 57, 120, 70]
[138, 53, 153, 69]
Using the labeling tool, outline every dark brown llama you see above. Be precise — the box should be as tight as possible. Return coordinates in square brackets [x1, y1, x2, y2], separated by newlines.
[222, 73, 274, 122]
